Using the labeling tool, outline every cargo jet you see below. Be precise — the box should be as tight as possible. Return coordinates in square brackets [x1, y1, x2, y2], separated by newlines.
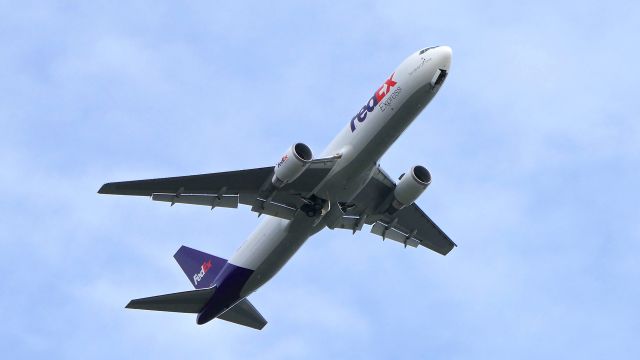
[99, 46, 455, 330]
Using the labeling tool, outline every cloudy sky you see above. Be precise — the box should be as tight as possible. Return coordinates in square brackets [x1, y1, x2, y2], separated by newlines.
[1, 1, 639, 358]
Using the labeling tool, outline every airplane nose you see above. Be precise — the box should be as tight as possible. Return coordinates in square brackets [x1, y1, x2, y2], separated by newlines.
[428, 46, 451, 90]
[434, 45, 452, 70]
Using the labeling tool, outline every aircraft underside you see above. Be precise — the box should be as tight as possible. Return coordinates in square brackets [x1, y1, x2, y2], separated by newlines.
[100, 45, 455, 329]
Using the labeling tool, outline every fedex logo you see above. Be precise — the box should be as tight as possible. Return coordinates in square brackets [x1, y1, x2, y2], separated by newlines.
[277, 154, 288, 168]
[350, 73, 398, 132]
[193, 259, 213, 285]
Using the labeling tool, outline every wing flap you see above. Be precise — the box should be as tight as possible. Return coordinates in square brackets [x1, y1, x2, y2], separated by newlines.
[370, 222, 420, 248]
[152, 193, 239, 208]
[329, 215, 366, 232]
[247, 198, 298, 220]
[395, 203, 456, 255]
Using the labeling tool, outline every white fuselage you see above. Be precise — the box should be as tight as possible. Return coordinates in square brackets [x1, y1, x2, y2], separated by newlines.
[230, 46, 452, 297]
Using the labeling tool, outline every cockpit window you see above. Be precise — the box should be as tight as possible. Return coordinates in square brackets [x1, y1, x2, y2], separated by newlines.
[419, 47, 436, 55]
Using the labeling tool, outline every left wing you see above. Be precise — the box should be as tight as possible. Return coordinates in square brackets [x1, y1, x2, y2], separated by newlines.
[98, 167, 273, 197]
[99, 158, 339, 220]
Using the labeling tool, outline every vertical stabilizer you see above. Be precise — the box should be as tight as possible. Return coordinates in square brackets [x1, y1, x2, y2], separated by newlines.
[174, 245, 227, 289]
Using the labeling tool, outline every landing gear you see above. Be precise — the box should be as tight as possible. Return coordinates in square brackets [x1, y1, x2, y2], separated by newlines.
[338, 202, 356, 213]
[301, 195, 327, 217]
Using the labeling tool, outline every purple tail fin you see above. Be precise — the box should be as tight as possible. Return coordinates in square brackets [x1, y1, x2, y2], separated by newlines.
[174, 245, 227, 289]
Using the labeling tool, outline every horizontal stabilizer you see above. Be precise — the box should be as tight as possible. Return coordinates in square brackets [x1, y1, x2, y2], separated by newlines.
[126, 288, 215, 313]
[218, 298, 267, 330]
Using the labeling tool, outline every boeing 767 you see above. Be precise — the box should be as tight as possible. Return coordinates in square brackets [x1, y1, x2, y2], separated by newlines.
[99, 46, 455, 330]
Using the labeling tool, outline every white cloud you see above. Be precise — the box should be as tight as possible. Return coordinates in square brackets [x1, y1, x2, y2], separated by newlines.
[1, 0, 639, 358]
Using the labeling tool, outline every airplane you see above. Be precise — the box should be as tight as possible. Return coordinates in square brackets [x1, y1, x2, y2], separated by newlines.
[98, 45, 456, 330]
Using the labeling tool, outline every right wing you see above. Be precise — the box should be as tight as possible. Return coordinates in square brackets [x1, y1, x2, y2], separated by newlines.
[371, 203, 456, 255]
[99, 158, 339, 220]
[329, 166, 456, 255]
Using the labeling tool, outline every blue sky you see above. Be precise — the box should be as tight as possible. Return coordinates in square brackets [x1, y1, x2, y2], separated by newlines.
[1, 1, 639, 358]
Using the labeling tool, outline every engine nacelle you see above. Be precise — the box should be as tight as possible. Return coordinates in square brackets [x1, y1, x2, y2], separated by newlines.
[272, 143, 313, 187]
[390, 165, 431, 212]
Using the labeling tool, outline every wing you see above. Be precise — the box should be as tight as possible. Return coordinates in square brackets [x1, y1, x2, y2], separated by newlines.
[98, 167, 272, 197]
[372, 203, 456, 255]
[330, 166, 456, 255]
[98, 158, 339, 220]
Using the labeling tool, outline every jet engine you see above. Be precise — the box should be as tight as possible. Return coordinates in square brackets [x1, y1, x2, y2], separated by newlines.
[272, 143, 313, 187]
[389, 165, 431, 213]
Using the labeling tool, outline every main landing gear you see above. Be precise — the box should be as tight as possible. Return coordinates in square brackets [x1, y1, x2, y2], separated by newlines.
[301, 195, 327, 217]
